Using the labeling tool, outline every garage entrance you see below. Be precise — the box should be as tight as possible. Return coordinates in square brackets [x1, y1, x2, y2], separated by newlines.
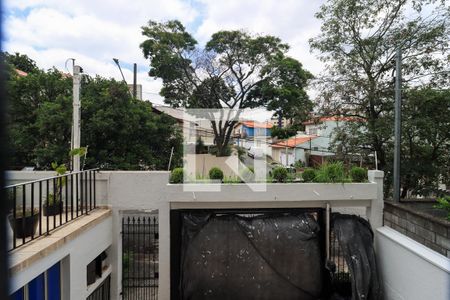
[171, 208, 327, 300]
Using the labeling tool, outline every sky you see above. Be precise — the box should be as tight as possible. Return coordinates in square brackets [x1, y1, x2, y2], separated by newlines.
[3, 0, 326, 120]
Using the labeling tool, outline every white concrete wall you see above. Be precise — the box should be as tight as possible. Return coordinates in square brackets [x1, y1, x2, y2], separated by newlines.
[376, 227, 450, 300]
[7, 170, 384, 300]
[9, 215, 113, 299]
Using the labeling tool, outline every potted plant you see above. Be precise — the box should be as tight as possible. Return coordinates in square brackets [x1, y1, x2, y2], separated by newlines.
[43, 193, 63, 216]
[43, 162, 67, 216]
[9, 208, 39, 238]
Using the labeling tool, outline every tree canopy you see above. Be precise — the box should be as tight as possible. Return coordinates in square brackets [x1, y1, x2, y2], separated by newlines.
[140, 20, 313, 155]
[5, 53, 182, 170]
[311, 0, 450, 196]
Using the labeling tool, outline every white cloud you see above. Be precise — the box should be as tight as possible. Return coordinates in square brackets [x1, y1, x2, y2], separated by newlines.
[4, 0, 326, 106]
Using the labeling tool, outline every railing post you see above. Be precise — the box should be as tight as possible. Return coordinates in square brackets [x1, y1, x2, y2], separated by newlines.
[368, 170, 384, 230]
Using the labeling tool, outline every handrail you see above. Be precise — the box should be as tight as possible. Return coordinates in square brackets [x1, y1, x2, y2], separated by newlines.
[4, 168, 100, 189]
[4, 168, 99, 251]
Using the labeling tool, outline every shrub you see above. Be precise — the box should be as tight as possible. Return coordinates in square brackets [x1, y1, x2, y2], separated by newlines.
[314, 162, 349, 183]
[170, 167, 184, 183]
[434, 195, 450, 220]
[350, 166, 367, 182]
[272, 166, 288, 183]
[294, 160, 305, 169]
[302, 168, 316, 182]
[209, 167, 224, 181]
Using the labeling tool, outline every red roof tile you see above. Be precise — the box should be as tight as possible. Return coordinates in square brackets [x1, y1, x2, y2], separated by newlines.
[271, 136, 317, 148]
[241, 121, 273, 129]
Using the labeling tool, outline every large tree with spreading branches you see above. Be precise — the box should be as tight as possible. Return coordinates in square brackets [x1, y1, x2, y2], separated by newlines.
[140, 20, 313, 156]
[310, 0, 450, 195]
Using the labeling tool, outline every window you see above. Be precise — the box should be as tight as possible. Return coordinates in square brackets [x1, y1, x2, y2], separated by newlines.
[47, 263, 61, 300]
[11, 288, 24, 300]
[10, 262, 61, 300]
[28, 273, 45, 300]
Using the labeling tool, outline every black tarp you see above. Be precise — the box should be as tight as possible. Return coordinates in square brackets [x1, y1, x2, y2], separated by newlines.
[331, 213, 383, 300]
[180, 212, 324, 300]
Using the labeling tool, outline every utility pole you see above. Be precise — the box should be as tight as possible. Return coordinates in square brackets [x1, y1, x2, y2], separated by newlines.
[72, 64, 83, 172]
[393, 48, 402, 202]
[133, 63, 137, 99]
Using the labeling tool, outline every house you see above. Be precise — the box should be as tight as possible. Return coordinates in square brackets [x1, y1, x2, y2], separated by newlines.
[268, 115, 292, 128]
[270, 134, 331, 166]
[235, 121, 273, 138]
[152, 105, 215, 145]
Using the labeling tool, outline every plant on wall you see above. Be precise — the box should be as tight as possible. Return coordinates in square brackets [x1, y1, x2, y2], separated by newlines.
[434, 196, 450, 221]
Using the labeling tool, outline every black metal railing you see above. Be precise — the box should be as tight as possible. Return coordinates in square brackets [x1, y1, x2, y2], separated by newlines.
[122, 215, 159, 300]
[4, 168, 99, 251]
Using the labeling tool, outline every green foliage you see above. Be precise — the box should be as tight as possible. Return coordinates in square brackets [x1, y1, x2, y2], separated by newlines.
[249, 56, 314, 122]
[2, 52, 39, 73]
[434, 196, 450, 221]
[294, 160, 305, 169]
[51, 162, 67, 176]
[350, 166, 367, 183]
[69, 147, 87, 157]
[195, 138, 207, 154]
[5, 54, 183, 170]
[311, 0, 450, 196]
[223, 176, 241, 184]
[169, 168, 184, 184]
[208, 167, 224, 181]
[272, 166, 288, 183]
[122, 251, 133, 273]
[271, 125, 298, 139]
[140, 21, 310, 156]
[302, 168, 316, 182]
[208, 145, 231, 157]
[236, 146, 246, 161]
[314, 162, 349, 183]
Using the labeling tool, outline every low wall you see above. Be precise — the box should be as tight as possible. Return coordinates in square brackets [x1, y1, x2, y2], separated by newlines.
[7, 170, 384, 300]
[376, 227, 450, 300]
[384, 201, 450, 257]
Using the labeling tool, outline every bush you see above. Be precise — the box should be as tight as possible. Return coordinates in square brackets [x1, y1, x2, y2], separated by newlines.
[302, 168, 316, 182]
[350, 166, 367, 182]
[169, 167, 184, 183]
[272, 166, 288, 182]
[294, 160, 305, 169]
[209, 167, 224, 181]
[314, 162, 349, 183]
[434, 195, 450, 220]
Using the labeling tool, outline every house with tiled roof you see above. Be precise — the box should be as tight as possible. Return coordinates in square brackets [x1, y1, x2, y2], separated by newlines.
[235, 120, 273, 138]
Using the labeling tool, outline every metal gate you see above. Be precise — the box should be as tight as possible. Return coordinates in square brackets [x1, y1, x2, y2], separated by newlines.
[122, 214, 159, 300]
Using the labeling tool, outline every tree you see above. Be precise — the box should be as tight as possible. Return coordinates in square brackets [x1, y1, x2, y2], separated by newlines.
[5, 54, 182, 170]
[310, 0, 450, 195]
[2, 52, 39, 73]
[140, 20, 312, 156]
[399, 88, 450, 196]
[249, 56, 314, 125]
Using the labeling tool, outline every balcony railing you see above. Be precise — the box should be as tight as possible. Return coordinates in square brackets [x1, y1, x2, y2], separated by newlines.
[5, 168, 99, 251]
